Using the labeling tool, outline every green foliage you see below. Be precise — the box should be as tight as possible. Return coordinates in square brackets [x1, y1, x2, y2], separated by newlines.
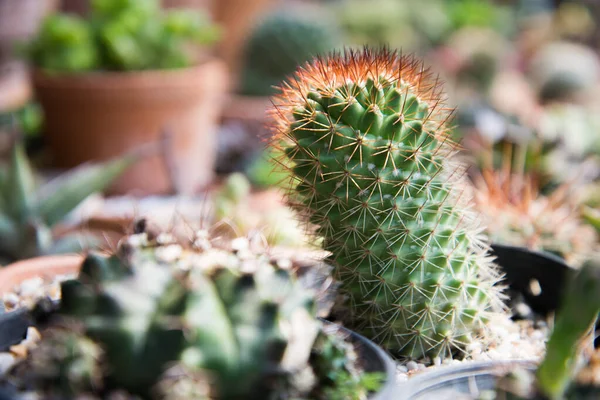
[271, 48, 503, 359]
[535, 260, 600, 399]
[246, 147, 291, 189]
[239, 9, 342, 97]
[26, 14, 99, 73]
[9, 230, 383, 399]
[335, 0, 514, 53]
[0, 137, 135, 264]
[26, 0, 221, 72]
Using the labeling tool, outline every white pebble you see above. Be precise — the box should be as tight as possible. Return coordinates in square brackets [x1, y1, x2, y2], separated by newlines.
[406, 361, 418, 371]
[397, 365, 408, 373]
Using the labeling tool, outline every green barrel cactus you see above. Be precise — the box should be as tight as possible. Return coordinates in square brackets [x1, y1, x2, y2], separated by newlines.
[269, 48, 504, 359]
[4, 225, 383, 399]
[238, 8, 342, 97]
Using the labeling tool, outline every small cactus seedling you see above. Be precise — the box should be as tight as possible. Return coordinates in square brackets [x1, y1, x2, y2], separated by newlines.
[472, 168, 598, 268]
[268, 48, 504, 359]
[3, 227, 384, 399]
[239, 8, 342, 97]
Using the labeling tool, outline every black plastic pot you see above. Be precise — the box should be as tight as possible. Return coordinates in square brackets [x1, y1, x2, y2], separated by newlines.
[0, 308, 397, 399]
[0, 308, 31, 352]
[398, 360, 537, 400]
[490, 244, 575, 316]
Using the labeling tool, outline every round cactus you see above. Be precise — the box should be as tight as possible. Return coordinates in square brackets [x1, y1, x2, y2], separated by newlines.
[268, 48, 504, 359]
[238, 8, 342, 97]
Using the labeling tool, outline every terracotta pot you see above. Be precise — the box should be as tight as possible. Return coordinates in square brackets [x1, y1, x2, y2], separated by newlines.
[33, 59, 229, 196]
[0, 255, 83, 295]
[162, 0, 213, 10]
[213, 0, 278, 77]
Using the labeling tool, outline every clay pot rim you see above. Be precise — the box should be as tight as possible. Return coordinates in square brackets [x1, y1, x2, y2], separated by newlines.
[0, 254, 84, 296]
[31, 57, 226, 89]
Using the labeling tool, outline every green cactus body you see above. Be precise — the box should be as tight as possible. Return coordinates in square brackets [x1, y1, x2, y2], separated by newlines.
[11, 228, 381, 399]
[270, 48, 503, 359]
[239, 8, 342, 97]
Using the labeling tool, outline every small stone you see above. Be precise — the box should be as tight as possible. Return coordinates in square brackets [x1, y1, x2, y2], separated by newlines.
[18, 277, 44, 296]
[231, 237, 249, 252]
[9, 344, 28, 358]
[0, 353, 16, 374]
[397, 365, 408, 373]
[433, 357, 441, 366]
[406, 361, 418, 371]
[416, 363, 426, 370]
[22, 327, 42, 349]
[3, 293, 19, 309]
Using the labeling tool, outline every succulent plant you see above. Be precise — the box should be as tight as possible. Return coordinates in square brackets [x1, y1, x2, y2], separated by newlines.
[0, 136, 136, 264]
[471, 168, 598, 268]
[213, 173, 310, 248]
[478, 258, 600, 400]
[268, 47, 504, 359]
[3, 227, 384, 399]
[238, 8, 342, 97]
[26, 0, 221, 72]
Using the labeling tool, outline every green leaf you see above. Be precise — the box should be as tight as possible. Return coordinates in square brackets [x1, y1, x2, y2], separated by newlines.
[536, 260, 600, 400]
[4, 141, 37, 222]
[35, 155, 136, 227]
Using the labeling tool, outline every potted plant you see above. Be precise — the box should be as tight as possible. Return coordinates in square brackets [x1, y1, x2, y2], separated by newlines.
[265, 45, 511, 361]
[0, 133, 141, 266]
[0, 225, 396, 399]
[24, 0, 228, 196]
[399, 257, 600, 400]
[223, 5, 343, 179]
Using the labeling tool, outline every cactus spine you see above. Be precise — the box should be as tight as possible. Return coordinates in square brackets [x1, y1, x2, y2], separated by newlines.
[269, 48, 504, 359]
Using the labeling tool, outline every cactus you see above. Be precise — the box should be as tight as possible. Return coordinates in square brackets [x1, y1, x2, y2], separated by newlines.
[238, 8, 342, 97]
[4, 227, 383, 399]
[472, 168, 598, 268]
[268, 48, 504, 359]
[0, 137, 137, 264]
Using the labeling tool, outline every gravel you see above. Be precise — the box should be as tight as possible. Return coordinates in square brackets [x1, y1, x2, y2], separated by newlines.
[395, 312, 549, 381]
[2, 273, 76, 313]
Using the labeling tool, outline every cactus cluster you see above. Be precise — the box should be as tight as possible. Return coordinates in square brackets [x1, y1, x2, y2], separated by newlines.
[3, 224, 383, 399]
[0, 137, 135, 264]
[238, 8, 342, 97]
[268, 48, 504, 359]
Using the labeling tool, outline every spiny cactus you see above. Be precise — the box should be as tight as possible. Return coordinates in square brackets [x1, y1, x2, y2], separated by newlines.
[472, 168, 598, 268]
[4, 227, 383, 399]
[268, 47, 504, 359]
[238, 8, 342, 97]
[0, 136, 136, 264]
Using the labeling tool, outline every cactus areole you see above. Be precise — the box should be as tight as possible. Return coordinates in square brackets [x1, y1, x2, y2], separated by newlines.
[269, 48, 504, 359]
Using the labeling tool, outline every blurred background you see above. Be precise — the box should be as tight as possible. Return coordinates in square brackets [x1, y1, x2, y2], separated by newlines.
[0, 0, 598, 259]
